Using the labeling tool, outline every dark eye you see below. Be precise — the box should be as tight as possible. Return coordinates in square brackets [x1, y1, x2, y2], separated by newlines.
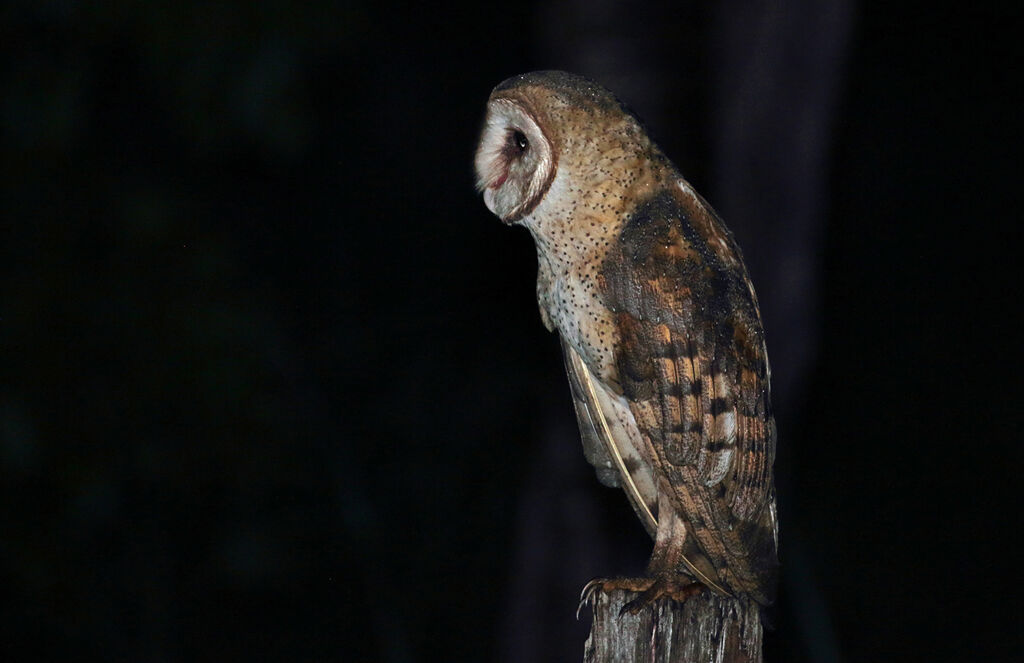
[509, 129, 529, 156]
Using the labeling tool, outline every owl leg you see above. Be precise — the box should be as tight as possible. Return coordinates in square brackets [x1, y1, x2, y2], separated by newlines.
[621, 506, 705, 614]
[646, 500, 689, 575]
[578, 508, 705, 617]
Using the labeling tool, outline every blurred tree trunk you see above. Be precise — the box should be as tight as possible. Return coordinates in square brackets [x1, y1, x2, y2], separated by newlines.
[583, 590, 762, 663]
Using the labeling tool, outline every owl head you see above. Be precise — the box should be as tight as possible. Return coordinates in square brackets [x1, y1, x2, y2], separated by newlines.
[474, 71, 658, 224]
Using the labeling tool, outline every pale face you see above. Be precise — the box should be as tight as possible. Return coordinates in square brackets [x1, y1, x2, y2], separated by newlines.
[474, 98, 554, 223]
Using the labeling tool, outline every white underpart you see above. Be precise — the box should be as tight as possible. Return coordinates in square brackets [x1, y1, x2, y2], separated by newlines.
[523, 168, 623, 377]
[589, 371, 661, 529]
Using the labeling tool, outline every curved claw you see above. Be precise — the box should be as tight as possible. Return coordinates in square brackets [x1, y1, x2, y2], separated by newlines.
[619, 595, 651, 617]
[578, 576, 703, 619]
[576, 578, 604, 620]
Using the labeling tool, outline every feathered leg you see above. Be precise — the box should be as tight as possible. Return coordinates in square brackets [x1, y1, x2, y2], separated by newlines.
[579, 503, 705, 617]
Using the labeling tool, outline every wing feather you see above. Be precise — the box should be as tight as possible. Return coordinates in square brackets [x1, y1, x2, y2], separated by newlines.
[562, 339, 659, 537]
[561, 339, 621, 489]
[597, 182, 779, 603]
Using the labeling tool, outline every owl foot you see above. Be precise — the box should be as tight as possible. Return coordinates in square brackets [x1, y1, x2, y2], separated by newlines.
[577, 576, 705, 618]
[620, 576, 705, 615]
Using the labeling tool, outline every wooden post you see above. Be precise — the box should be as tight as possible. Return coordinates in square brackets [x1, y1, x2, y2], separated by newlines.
[582, 589, 763, 663]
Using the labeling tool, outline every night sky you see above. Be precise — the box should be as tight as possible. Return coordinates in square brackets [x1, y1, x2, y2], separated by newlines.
[1, 2, 1019, 661]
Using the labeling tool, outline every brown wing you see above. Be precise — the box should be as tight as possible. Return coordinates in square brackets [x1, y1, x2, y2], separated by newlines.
[599, 183, 779, 604]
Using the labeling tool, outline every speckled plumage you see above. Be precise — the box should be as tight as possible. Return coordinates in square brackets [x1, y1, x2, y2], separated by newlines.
[475, 71, 778, 605]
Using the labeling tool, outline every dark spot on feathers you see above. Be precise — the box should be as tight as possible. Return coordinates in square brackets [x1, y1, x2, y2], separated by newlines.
[705, 439, 732, 452]
[668, 382, 699, 398]
[671, 421, 702, 435]
[710, 397, 732, 416]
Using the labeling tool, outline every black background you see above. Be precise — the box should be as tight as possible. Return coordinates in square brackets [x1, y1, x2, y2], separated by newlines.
[2, 2, 1020, 661]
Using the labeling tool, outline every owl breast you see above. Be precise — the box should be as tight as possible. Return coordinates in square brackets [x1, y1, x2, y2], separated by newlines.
[537, 250, 620, 383]
[524, 164, 632, 387]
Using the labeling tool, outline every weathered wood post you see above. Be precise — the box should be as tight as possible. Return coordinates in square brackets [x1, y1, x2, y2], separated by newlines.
[582, 590, 763, 663]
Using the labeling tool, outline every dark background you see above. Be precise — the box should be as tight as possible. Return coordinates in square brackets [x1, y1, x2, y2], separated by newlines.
[2, 1, 1020, 661]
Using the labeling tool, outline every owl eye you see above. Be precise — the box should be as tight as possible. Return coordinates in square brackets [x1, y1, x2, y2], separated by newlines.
[509, 129, 529, 156]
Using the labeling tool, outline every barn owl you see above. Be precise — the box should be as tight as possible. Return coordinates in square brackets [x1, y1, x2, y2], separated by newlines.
[475, 71, 778, 608]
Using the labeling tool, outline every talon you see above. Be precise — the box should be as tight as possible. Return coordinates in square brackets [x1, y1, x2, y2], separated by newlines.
[577, 578, 603, 619]
[620, 577, 705, 616]
[578, 576, 702, 619]
[580, 578, 600, 603]
[619, 599, 643, 617]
